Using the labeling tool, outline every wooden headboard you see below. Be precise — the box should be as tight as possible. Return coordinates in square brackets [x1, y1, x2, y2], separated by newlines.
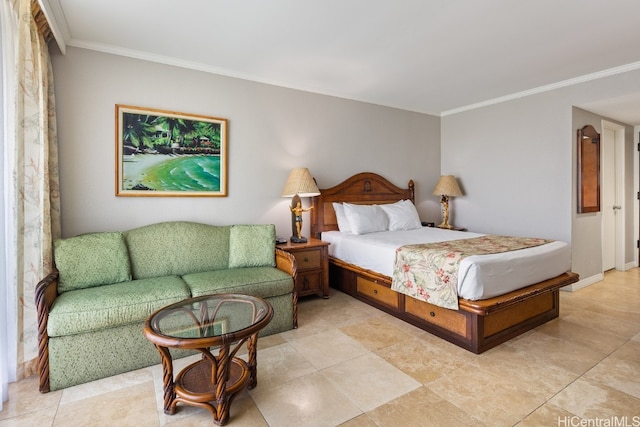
[310, 172, 415, 238]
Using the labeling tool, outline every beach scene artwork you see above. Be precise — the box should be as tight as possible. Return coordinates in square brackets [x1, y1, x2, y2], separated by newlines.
[116, 105, 227, 196]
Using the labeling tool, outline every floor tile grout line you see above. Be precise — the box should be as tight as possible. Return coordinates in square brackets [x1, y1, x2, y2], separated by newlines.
[515, 334, 635, 425]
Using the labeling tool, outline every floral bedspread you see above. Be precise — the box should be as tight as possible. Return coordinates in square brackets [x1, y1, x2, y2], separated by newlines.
[390, 235, 552, 310]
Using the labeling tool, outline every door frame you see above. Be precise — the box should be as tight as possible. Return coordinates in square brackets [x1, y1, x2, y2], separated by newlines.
[636, 128, 640, 267]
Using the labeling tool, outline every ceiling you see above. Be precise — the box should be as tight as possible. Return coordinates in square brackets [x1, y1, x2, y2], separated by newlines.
[44, 0, 640, 124]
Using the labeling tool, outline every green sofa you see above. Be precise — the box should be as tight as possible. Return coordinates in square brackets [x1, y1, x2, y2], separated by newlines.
[35, 221, 297, 392]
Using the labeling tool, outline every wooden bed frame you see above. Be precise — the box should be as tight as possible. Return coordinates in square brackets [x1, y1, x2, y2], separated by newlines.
[310, 172, 579, 354]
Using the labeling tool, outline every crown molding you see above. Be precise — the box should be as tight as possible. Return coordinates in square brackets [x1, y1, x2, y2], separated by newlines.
[442, 61, 640, 117]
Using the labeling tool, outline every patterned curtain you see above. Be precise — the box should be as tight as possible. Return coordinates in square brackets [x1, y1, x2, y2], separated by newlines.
[1, 0, 60, 407]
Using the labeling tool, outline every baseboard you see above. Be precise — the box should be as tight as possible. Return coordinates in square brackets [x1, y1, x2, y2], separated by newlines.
[561, 263, 639, 293]
[561, 273, 603, 292]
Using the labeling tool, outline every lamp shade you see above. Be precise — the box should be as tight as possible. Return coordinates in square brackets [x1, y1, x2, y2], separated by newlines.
[432, 175, 463, 197]
[281, 168, 320, 197]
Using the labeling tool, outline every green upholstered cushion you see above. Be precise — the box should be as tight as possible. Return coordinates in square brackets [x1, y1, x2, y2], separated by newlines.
[260, 293, 294, 336]
[228, 224, 276, 268]
[47, 294, 293, 390]
[47, 275, 190, 337]
[47, 322, 194, 391]
[54, 232, 131, 293]
[183, 267, 293, 299]
[125, 221, 230, 279]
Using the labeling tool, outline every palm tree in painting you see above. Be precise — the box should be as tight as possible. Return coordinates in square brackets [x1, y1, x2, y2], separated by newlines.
[123, 111, 222, 155]
[122, 114, 156, 151]
[194, 121, 221, 150]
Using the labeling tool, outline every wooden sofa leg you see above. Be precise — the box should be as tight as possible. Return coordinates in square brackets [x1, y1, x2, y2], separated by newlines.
[293, 291, 298, 328]
[37, 335, 50, 393]
[35, 271, 58, 393]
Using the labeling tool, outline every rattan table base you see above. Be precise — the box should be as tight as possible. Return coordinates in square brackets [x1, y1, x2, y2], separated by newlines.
[144, 294, 272, 426]
[172, 357, 250, 425]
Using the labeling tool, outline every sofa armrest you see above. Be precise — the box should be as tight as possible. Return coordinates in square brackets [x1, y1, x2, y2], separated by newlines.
[34, 269, 59, 393]
[275, 248, 297, 277]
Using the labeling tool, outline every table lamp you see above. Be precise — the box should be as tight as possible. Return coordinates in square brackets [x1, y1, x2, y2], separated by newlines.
[432, 175, 463, 229]
[281, 168, 320, 243]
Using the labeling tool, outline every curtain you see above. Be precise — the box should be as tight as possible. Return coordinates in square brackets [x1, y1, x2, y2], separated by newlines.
[0, 0, 18, 410]
[0, 0, 60, 409]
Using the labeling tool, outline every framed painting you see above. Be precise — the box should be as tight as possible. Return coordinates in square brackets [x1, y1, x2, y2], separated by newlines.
[577, 124, 600, 213]
[115, 105, 228, 197]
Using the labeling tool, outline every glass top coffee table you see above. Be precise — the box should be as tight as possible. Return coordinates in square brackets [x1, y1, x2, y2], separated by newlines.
[143, 293, 273, 426]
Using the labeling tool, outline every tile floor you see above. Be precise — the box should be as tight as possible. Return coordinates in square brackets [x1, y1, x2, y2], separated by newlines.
[2, 269, 640, 426]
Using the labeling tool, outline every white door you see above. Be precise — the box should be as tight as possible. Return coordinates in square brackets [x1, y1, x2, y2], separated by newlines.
[601, 121, 626, 272]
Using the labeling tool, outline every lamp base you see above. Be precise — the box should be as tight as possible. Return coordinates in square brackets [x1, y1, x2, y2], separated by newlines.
[289, 194, 313, 243]
[438, 196, 452, 230]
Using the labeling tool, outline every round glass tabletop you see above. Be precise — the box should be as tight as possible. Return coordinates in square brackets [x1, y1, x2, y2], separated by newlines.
[145, 293, 273, 346]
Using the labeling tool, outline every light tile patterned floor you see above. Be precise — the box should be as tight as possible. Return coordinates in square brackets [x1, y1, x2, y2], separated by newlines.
[2, 269, 640, 426]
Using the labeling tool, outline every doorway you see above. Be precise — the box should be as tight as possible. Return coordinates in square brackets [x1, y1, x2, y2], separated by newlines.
[601, 120, 625, 272]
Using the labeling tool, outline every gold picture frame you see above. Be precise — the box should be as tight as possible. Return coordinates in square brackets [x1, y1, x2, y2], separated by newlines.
[115, 105, 228, 197]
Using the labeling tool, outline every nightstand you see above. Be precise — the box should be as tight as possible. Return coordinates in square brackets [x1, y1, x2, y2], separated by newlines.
[277, 238, 330, 298]
[436, 226, 467, 231]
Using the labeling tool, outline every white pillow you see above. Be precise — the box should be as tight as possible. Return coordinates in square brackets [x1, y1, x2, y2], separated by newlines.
[332, 203, 352, 233]
[380, 200, 422, 231]
[343, 203, 389, 235]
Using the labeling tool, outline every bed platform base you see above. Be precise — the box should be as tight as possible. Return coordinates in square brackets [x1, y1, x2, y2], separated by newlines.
[330, 258, 578, 353]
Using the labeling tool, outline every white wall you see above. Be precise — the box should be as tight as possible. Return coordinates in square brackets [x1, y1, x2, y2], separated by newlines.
[441, 95, 574, 242]
[441, 69, 640, 282]
[51, 47, 442, 238]
[571, 108, 605, 278]
[52, 46, 640, 284]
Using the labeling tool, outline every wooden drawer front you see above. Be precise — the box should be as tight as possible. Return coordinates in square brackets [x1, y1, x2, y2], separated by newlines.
[297, 271, 322, 294]
[357, 277, 398, 309]
[405, 296, 468, 338]
[294, 250, 321, 270]
[483, 292, 554, 337]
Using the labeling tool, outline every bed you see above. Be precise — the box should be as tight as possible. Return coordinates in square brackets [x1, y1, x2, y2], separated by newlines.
[310, 172, 579, 354]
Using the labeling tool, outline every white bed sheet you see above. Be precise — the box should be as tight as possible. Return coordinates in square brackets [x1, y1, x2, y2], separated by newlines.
[321, 228, 571, 300]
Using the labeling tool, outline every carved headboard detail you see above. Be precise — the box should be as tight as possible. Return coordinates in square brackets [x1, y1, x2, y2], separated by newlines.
[310, 172, 415, 238]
